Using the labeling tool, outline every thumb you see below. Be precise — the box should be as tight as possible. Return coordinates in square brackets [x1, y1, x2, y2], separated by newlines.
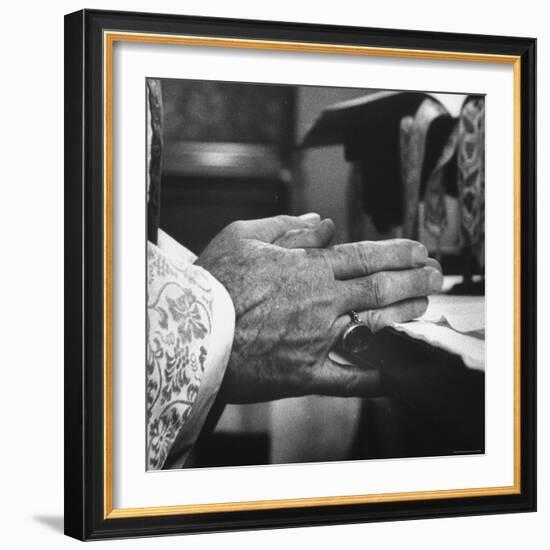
[235, 213, 321, 243]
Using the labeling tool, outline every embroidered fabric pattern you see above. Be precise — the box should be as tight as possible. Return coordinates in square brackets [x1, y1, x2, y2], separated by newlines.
[146, 243, 213, 469]
[458, 97, 485, 268]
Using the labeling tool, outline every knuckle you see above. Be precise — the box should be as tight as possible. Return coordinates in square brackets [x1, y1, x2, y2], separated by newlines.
[226, 220, 246, 237]
[311, 248, 334, 274]
[368, 273, 386, 307]
[354, 243, 372, 274]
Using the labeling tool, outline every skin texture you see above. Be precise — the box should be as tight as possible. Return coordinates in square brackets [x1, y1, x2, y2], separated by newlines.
[196, 215, 442, 403]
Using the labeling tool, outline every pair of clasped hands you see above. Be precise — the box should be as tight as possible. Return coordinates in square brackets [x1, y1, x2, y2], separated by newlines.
[196, 213, 442, 404]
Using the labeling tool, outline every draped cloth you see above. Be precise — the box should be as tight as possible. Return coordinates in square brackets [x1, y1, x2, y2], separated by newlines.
[384, 94, 485, 267]
[415, 97, 485, 267]
[457, 97, 486, 270]
[401, 95, 485, 265]
[399, 98, 451, 239]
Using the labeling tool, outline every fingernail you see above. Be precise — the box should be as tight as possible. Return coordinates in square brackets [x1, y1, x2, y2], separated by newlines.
[299, 212, 321, 224]
[412, 243, 428, 264]
[427, 267, 444, 292]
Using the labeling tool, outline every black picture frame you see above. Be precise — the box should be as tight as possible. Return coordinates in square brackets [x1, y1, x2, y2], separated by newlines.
[64, 8, 536, 541]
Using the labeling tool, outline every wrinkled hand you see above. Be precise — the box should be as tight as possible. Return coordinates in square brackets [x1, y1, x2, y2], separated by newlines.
[196, 215, 442, 403]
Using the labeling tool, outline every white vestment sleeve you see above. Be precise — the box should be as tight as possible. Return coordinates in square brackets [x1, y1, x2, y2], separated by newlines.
[146, 232, 235, 469]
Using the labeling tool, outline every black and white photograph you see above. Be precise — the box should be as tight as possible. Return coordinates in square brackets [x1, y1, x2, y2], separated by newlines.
[145, 78, 486, 471]
[1, 0, 546, 544]
[58, 6, 536, 542]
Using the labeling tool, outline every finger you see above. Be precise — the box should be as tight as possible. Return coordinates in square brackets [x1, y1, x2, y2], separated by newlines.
[273, 218, 335, 249]
[338, 266, 443, 313]
[332, 297, 428, 336]
[308, 358, 383, 397]
[322, 239, 428, 280]
[229, 213, 321, 243]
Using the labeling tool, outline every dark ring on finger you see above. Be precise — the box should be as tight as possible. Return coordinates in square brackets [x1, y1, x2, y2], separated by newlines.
[341, 310, 373, 353]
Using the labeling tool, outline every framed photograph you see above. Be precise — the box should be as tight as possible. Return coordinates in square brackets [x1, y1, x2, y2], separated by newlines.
[64, 9, 536, 540]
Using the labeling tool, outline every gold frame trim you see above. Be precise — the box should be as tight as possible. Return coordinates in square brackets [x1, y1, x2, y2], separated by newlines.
[103, 31, 522, 520]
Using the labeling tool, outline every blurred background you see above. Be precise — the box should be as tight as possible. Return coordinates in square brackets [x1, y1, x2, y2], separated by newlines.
[149, 78, 485, 468]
